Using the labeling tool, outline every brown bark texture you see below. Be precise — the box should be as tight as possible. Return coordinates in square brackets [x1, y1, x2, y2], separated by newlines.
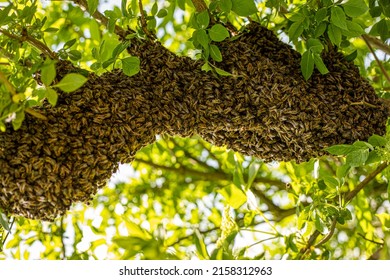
[0, 23, 389, 220]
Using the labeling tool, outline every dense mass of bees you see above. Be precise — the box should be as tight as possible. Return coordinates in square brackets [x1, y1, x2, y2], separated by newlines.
[0, 23, 389, 220]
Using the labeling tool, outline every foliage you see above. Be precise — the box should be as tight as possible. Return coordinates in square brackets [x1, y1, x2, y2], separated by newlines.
[0, 0, 389, 260]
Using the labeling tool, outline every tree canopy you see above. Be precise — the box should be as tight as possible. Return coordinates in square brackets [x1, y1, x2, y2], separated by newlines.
[0, 0, 390, 260]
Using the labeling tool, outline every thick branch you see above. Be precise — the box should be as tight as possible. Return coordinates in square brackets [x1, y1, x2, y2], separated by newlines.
[1, 23, 389, 220]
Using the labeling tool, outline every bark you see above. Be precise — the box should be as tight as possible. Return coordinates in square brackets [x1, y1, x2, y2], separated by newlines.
[0, 23, 389, 220]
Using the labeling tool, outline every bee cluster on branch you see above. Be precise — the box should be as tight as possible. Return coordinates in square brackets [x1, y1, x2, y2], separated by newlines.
[0, 23, 388, 220]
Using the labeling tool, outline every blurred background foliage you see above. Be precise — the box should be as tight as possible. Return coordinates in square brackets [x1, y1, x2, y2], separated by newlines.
[0, 0, 390, 259]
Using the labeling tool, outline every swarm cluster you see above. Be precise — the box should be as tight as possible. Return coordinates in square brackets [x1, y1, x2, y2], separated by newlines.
[0, 23, 388, 220]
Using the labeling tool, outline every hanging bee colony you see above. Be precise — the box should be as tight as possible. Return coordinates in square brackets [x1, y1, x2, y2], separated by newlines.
[0, 22, 389, 220]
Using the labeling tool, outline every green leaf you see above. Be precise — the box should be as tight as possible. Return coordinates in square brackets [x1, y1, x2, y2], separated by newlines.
[336, 164, 351, 178]
[193, 29, 209, 49]
[46, 88, 58, 106]
[201, 62, 213, 72]
[307, 38, 324, 53]
[194, 230, 210, 260]
[327, 24, 342, 45]
[314, 22, 327, 38]
[313, 53, 329, 75]
[301, 50, 314, 80]
[289, 13, 305, 22]
[288, 21, 304, 41]
[121, 0, 128, 17]
[121, 57, 140, 77]
[331, 6, 348, 30]
[43, 27, 59, 33]
[214, 67, 232, 76]
[41, 59, 56, 86]
[87, 0, 99, 15]
[209, 24, 230, 42]
[343, 0, 369, 17]
[218, 184, 247, 209]
[368, 134, 387, 147]
[365, 150, 381, 165]
[147, 18, 157, 30]
[112, 41, 130, 58]
[68, 50, 82, 61]
[63, 38, 77, 50]
[177, 0, 186, 10]
[377, 19, 389, 41]
[0, 210, 10, 232]
[156, 9, 168, 18]
[102, 57, 115, 69]
[151, 2, 158, 16]
[53, 73, 88, 93]
[12, 110, 25, 130]
[345, 50, 358, 61]
[197, 11, 210, 29]
[231, 0, 258, 16]
[219, 0, 233, 13]
[346, 149, 369, 167]
[326, 144, 354, 155]
[323, 176, 340, 188]
[315, 215, 327, 234]
[0, 4, 12, 25]
[315, 7, 328, 22]
[369, 6, 382, 17]
[343, 21, 365, 37]
[210, 44, 222, 62]
[247, 162, 260, 190]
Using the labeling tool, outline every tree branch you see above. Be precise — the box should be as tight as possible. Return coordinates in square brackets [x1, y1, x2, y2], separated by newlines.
[72, 0, 131, 39]
[314, 218, 337, 247]
[191, 0, 208, 12]
[300, 162, 389, 258]
[251, 186, 296, 220]
[0, 28, 57, 59]
[134, 158, 287, 188]
[362, 34, 390, 55]
[362, 35, 390, 84]
[345, 162, 389, 202]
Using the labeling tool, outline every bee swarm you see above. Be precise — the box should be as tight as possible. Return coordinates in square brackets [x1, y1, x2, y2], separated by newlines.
[1, 23, 389, 220]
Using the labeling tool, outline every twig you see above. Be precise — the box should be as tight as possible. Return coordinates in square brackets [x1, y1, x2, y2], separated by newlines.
[191, 0, 208, 12]
[251, 186, 296, 220]
[171, 137, 219, 172]
[362, 34, 390, 55]
[72, 0, 131, 39]
[138, 0, 155, 39]
[357, 233, 384, 246]
[60, 216, 66, 259]
[314, 218, 337, 247]
[362, 35, 390, 84]
[0, 28, 57, 59]
[2, 217, 15, 246]
[300, 162, 389, 258]
[345, 162, 389, 202]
